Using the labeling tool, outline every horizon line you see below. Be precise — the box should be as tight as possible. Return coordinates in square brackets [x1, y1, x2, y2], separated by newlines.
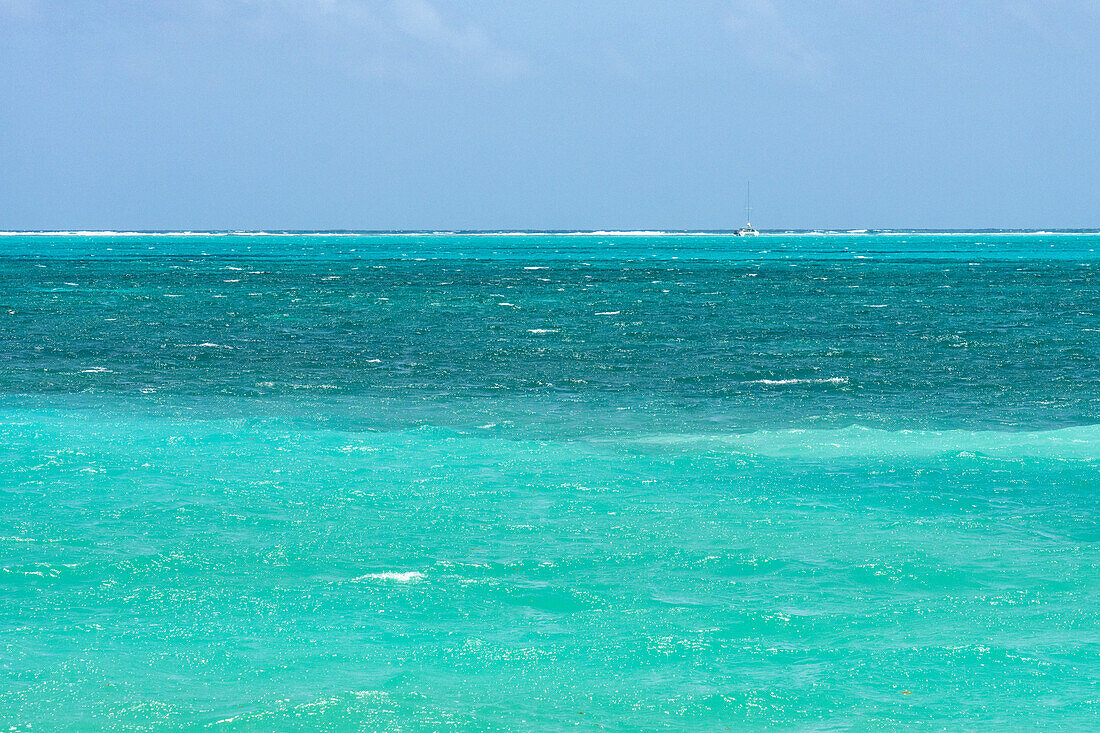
[1, 228, 1098, 237]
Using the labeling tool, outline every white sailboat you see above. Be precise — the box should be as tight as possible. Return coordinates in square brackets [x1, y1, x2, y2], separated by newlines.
[736, 182, 759, 236]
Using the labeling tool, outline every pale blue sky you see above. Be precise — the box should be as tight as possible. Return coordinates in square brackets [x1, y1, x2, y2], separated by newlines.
[1, 0, 1098, 230]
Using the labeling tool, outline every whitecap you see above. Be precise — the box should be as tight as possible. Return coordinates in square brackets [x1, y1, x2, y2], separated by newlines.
[352, 571, 424, 582]
[747, 377, 849, 386]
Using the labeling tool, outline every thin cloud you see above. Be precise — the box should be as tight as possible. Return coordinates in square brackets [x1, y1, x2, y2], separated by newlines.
[727, 0, 828, 79]
[387, 0, 525, 79]
[1003, 0, 1095, 51]
[221, 0, 524, 79]
[0, 0, 36, 17]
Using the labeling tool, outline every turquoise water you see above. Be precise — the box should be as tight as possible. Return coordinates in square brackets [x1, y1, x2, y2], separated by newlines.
[2, 232, 1098, 730]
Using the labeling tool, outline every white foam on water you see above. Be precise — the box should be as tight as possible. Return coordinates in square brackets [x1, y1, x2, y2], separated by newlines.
[527, 329, 559, 334]
[595, 311, 620, 315]
[353, 571, 424, 582]
[747, 377, 849, 386]
[587, 230, 671, 236]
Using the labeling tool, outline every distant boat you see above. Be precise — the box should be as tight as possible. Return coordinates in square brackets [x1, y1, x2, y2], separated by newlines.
[736, 182, 759, 236]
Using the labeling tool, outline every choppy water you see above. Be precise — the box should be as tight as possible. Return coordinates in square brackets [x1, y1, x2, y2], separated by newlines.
[2, 232, 1098, 730]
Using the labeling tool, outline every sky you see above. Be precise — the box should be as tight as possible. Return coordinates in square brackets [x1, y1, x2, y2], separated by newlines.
[1, 0, 1099, 230]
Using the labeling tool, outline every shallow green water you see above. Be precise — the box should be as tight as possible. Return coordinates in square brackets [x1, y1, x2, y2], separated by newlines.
[1, 232, 1098, 730]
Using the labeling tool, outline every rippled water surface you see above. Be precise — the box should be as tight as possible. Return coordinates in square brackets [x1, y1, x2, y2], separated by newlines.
[2, 232, 1098, 730]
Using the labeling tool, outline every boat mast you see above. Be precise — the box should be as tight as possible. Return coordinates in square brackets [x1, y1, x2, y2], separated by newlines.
[745, 181, 751, 226]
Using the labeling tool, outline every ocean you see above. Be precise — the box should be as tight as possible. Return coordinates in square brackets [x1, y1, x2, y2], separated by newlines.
[1, 231, 1098, 730]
